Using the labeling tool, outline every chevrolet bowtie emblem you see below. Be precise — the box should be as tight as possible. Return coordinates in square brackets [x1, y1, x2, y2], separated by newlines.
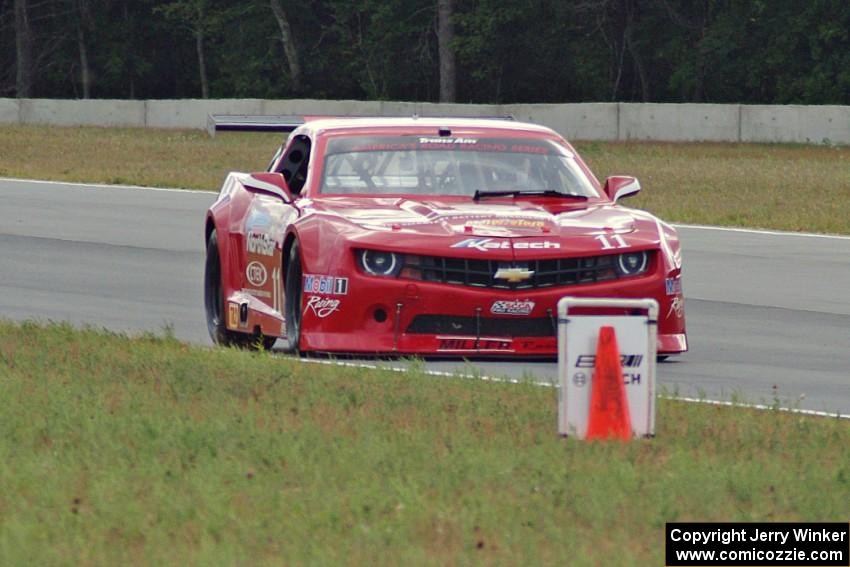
[494, 267, 534, 283]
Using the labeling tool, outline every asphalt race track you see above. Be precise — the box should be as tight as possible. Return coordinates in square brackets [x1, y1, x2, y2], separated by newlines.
[2, 178, 849, 415]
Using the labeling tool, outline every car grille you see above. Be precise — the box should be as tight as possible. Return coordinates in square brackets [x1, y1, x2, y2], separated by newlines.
[400, 253, 634, 290]
[406, 314, 556, 337]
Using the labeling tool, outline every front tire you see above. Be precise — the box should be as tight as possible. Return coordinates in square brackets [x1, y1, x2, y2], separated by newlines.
[280, 240, 303, 353]
[204, 229, 275, 350]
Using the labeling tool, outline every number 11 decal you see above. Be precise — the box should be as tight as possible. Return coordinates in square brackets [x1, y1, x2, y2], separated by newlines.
[595, 234, 630, 250]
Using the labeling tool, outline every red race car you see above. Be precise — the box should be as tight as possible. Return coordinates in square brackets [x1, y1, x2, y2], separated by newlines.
[203, 116, 687, 357]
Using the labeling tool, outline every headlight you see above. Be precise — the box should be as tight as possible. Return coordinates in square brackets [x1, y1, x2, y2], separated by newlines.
[617, 251, 648, 276]
[359, 249, 403, 277]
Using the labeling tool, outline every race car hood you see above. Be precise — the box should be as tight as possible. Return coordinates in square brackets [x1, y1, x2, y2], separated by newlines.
[302, 196, 665, 262]
[308, 196, 638, 238]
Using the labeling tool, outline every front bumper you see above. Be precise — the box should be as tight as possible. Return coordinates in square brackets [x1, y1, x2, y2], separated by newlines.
[299, 270, 687, 357]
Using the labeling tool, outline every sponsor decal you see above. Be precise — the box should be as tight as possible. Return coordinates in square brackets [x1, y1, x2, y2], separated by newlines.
[595, 233, 631, 250]
[437, 337, 512, 351]
[575, 354, 644, 368]
[333, 278, 349, 295]
[245, 208, 272, 231]
[624, 373, 641, 385]
[336, 137, 553, 155]
[228, 302, 239, 329]
[509, 144, 549, 155]
[305, 295, 341, 318]
[419, 137, 478, 145]
[665, 277, 683, 295]
[271, 268, 283, 312]
[491, 300, 535, 316]
[451, 238, 560, 251]
[572, 364, 641, 385]
[418, 140, 509, 152]
[303, 274, 349, 296]
[668, 296, 685, 319]
[468, 218, 546, 228]
[516, 339, 554, 351]
[246, 261, 268, 287]
[352, 142, 417, 152]
[242, 288, 271, 299]
[247, 231, 275, 256]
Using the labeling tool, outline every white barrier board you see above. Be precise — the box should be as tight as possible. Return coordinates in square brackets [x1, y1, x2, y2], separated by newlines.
[557, 298, 658, 438]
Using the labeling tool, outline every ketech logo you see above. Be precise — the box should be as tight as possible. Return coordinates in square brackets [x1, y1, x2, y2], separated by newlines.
[451, 238, 560, 252]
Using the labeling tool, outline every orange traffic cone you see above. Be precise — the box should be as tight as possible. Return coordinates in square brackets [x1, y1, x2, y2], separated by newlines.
[586, 326, 632, 440]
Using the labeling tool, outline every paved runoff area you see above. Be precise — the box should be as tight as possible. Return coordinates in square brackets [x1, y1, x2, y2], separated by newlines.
[2, 178, 850, 415]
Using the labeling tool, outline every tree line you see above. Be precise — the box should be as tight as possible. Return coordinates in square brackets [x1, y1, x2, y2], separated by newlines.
[2, 0, 849, 105]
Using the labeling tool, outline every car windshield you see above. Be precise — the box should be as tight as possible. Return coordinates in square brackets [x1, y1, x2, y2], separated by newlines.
[319, 135, 599, 198]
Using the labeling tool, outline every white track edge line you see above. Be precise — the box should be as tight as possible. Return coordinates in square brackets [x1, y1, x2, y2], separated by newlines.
[293, 356, 850, 420]
[0, 176, 216, 194]
[672, 223, 850, 240]
[3, 176, 850, 240]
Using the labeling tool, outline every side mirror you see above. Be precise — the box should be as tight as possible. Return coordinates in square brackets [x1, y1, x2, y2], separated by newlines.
[244, 172, 294, 202]
[603, 176, 641, 203]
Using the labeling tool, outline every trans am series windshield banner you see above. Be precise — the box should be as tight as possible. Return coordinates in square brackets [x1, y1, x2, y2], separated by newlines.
[325, 137, 563, 156]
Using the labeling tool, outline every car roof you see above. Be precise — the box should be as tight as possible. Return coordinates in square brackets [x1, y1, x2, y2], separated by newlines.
[300, 116, 559, 137]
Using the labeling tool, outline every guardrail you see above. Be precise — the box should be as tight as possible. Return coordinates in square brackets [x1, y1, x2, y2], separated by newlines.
[1, 97, 848, 145]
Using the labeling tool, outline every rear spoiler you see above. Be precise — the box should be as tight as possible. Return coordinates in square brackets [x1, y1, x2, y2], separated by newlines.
[207, 113, 515, 137]
[207, 115, 305, 137]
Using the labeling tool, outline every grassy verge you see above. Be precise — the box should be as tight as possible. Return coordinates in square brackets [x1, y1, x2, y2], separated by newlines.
[578, 141, 850, 234]
[0, 124, 281, 191]
[1, 125, 850, 233]
[1, 321, 847, 565]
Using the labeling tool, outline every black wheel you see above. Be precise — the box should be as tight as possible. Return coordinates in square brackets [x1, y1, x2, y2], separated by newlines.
[280, 240, 303, 353]
[204, 229, 232, 345]
[205, 230, 276, 350]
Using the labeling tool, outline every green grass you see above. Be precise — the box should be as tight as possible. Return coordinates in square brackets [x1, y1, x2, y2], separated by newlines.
[1, 125, 850, 233]
[577, 141, 850, 234]
[1, 321, 848, 565]
[0, 124, 281, 191]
